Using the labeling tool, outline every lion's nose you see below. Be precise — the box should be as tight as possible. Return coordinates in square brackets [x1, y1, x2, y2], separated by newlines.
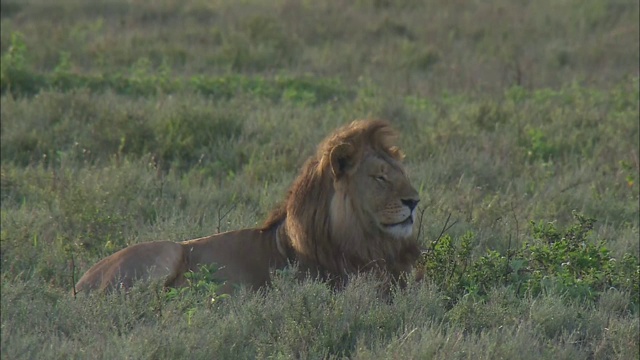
[401, 199, 419, 211]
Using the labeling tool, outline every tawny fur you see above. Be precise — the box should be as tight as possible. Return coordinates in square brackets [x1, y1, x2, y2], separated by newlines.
[74, 119, 421, 295]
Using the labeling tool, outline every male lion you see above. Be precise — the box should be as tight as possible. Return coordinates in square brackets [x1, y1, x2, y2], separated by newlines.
[74, 120, 421, 295]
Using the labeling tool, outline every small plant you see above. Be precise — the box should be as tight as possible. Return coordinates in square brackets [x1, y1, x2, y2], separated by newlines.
[0, 32, 45, 95]
[164, 264, 229, 324]
[50, 51, 80, 89]
[165, 264, 227, 302]
[619, 160, 636, 188]
[2, 32, 27, 72]
[525, 128, 556, 162]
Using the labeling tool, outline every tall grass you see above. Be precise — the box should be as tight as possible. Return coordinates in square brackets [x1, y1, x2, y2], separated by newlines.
[1, 0, 638, 358]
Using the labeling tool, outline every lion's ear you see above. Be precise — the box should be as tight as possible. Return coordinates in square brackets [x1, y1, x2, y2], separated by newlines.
[330, 143, 356, 179]
[388, 146, 405, 160]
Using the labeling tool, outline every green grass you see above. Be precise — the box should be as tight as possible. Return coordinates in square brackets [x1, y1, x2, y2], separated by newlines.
[1, 0, 639, 359]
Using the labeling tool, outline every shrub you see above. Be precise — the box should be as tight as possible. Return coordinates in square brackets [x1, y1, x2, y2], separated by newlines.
[419, 212, 640, 307]
[0, 32, 45, 96]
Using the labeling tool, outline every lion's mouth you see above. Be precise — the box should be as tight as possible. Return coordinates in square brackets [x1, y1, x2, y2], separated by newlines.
[384, 216, 414, 228]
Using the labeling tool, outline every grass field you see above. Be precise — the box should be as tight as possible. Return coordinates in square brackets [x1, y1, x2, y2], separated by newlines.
[1, 0, 639, 359]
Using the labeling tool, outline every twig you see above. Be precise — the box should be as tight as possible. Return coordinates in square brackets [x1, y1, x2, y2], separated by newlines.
[435, 213, 452, 246]
[512, 202, 520, 242]
[424, 212, 457, 253]
[216, 204, 237, 234]
[505, 203, 520, 281]
[415, 206, 427, 243]
[71, 251, 77, 299]
[434, 213, 456, 246]
[504, 233, 513, 281]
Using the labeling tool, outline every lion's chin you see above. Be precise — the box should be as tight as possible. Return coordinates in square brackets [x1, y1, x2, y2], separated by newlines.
[382, 216, 414, 239]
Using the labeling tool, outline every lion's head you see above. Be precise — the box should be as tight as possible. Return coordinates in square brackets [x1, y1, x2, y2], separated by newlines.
[265, 120, 421, 284]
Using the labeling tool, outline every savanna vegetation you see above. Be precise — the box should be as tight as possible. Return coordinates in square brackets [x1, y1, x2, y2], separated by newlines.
[1, 0, 639, 359]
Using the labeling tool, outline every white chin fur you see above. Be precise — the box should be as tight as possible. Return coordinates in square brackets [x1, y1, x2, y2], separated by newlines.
[384, 210, 415, 239]
[385, 223, 414, 239]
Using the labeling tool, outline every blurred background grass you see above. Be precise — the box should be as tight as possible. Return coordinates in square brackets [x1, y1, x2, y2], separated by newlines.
[1, 0, 638, 94]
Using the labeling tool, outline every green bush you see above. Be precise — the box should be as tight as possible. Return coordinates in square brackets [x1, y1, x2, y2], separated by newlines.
[420, 212, 640, 306]
[0, 32, 45, 96]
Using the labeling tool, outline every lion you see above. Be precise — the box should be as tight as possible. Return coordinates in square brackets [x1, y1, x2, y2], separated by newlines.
[74, 119, 422, 295]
